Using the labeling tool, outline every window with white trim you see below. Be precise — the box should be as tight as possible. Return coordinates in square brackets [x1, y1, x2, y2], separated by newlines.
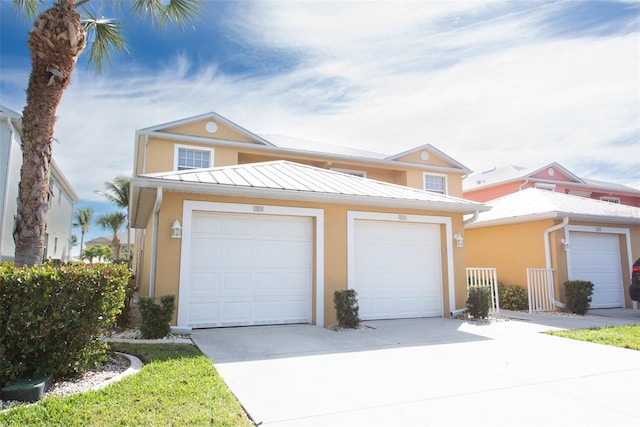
[423, 173, 447, 194]
[534, 182, 556, 191]
[331, 168, 367, 178]
[174, 145, 214, 171]
[600, 196, 620, 204]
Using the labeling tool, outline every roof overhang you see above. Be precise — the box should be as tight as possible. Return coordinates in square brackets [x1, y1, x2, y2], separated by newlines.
[131, 176, 486, 228]
[465, 211, 640, 229]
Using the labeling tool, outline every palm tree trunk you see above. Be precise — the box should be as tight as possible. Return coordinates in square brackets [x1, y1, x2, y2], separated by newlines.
[14, 1, 85, 266]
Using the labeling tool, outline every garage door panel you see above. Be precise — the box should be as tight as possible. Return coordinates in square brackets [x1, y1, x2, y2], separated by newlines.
[186, 212, 312, 327]
[568, 231, 623, 308]
[352, 220, 443, 320]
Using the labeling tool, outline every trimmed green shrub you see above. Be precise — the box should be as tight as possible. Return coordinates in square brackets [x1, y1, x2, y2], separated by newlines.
[115, 276, 137, 329]
[139, 295, 176, 339]
[564, 280, 594, 315]
[334, 289, 361, 329]
[0, 263, 130, 387]
[466, 286, 491, 319]
[498, 283, 529, 311]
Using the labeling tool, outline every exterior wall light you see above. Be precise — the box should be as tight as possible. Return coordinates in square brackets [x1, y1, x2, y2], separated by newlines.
[453, 233, 464, 248]
[171, 220, 182, 239]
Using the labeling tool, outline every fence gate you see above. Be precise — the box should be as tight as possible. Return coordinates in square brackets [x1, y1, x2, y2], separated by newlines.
[465, 268, 500, 314]
[526, 268, 555, 312]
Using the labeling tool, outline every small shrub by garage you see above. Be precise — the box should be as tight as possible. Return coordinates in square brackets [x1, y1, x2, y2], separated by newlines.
[0, 263, 130, 387]
[139, 295, 176, 339]
[334, 289, 361, 329]
[498, 283, 529, 311]
[466, 286, 491, 319]
[564, 280, 594, 315]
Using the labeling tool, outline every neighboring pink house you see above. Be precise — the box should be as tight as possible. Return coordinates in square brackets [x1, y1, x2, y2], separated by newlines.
[463, 163, 640, 207]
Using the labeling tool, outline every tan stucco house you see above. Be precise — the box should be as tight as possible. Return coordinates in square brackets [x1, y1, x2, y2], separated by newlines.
[130, 112, 487, 330]
[465, 188, 640, 311]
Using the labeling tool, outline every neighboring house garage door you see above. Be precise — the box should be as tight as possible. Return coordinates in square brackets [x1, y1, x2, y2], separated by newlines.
[185, 212, 313, 328]
[568, 231, 624, 308]
[352, 220, 443, 320]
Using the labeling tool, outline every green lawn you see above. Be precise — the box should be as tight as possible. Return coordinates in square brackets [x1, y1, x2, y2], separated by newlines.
[0, 343, 253, 426]
[548, 324, 640, 350]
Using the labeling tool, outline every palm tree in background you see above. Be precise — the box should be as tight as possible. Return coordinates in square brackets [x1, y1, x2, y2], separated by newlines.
[69, 234, 78, 260]
[73, 207, 93, 258]
[99, 176, 131, 262]
[11, 0, 202, 266]
[96, 212, 126, 261]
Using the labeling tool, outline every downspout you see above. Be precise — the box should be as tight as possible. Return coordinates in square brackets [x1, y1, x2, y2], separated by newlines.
[519, 179, 529, 191]
[149, 187, 163, 298]
[464, 210, 479, 225]
[0, 117, 17, 260]
[544, 217, 569, 308]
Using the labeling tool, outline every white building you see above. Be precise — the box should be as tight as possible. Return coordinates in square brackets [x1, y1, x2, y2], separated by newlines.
[0, 105, 79, 263]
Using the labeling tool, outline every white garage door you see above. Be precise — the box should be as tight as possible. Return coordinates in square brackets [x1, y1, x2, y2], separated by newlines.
[568, 231, 623, 308]
[186, 212, 312, 327]
[352, 220, 443, 320]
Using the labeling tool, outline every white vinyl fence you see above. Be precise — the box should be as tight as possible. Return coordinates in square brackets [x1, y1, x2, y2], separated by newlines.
[465, 268, 500, 313]
[526, 268, 556, 312]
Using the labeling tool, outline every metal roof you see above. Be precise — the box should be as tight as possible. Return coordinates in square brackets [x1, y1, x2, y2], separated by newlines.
[131, 161, 486, 228]
[465, 188, 640, 228]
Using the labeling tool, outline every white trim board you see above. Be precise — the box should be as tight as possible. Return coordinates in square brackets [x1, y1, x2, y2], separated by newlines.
[178, 201, 325, 328]
[346, 211, 455, 316]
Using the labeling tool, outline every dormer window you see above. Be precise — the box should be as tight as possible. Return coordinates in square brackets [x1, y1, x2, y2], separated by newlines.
[423, 173, 447, 194]
[331, 168, 366, 178]
[534, 182, 556, 191]
[600, 196, 620, 204]
[174, 144, 214, 171]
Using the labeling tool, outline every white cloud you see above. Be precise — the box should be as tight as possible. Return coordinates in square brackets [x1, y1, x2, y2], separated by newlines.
[4, 0, 639, 200]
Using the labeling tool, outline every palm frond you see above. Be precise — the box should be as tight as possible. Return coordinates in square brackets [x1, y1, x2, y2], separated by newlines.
[10, 0, 46, 22]
[102, 176, 131, 209]
[82, 9, 129, 74]
[132, 0, 202, 30]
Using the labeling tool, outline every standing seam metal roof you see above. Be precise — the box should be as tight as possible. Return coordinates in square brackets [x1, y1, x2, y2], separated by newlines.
[141, 160, 479, 205]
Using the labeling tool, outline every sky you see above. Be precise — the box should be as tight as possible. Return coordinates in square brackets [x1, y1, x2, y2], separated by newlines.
[1, 0, 639, 247]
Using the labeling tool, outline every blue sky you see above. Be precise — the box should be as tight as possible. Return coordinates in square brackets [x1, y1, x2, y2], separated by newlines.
[1, 0, 639, 248]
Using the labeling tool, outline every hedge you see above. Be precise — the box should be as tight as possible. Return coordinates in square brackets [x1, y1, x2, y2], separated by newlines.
[0, 263, 130, 387]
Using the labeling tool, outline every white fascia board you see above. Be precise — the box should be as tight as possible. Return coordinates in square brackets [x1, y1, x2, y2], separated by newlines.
[465, 211, 640, 229]
[132, 177, 484, 214]
[141, 131, 469, 175]
[139, 112, 274, 146]
[387, 143, 472, 173]
[51, 159, 79, 202]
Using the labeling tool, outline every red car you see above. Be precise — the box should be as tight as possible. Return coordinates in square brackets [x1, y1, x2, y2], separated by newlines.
[630, 258, 640, 301]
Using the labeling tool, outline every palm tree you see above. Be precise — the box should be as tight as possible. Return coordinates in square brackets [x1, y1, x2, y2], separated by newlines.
[100, 176, 131, 262]
[73, 207, 93, 259]
[11, 0, 202, 267]
[96, 212, 126, 261]
[69, 234, 78, 260]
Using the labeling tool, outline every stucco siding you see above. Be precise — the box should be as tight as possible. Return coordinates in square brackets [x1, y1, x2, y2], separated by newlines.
[137, 191, 468, 326]
[465, 219, 554, 288]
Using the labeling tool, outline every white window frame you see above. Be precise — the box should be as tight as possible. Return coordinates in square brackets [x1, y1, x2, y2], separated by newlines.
[600, 196, 620, 204]
[534, 182, 556, 191]
[423, 172, 447, 194]
[331, 167, 367, 178]
[568, 190, 591, 198]
[174, 144, 215, 171]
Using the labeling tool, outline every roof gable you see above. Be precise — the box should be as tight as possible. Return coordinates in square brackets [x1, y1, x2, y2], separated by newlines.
[526, 162, 583, 184]
[466, 188, 640, 228]
[386, 144, 471, 172]
[140, 112, 273, 146]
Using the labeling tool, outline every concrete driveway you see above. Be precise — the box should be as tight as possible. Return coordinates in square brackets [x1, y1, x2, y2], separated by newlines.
[192, 312, 640, 427]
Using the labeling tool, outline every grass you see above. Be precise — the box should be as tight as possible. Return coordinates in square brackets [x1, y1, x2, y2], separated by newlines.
[0, 343, 253, 426]
[548, 324, 640, 350]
